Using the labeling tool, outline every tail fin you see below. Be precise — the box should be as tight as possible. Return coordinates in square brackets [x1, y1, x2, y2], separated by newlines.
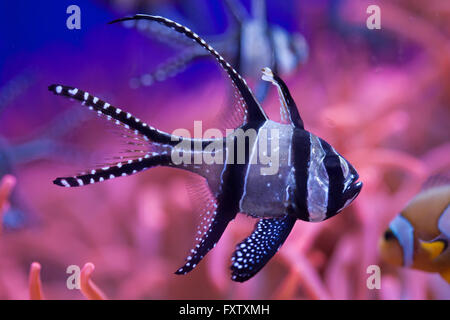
[48, 84, 178, 146]
[49, 84, 180, 187]
[49, 84, 222, 188]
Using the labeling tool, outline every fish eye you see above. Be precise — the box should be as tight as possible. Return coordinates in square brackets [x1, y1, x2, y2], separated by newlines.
[383, 229, 395, 241]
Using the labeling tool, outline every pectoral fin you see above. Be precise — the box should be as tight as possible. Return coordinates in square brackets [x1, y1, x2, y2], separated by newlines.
[419, 239, 447, 260]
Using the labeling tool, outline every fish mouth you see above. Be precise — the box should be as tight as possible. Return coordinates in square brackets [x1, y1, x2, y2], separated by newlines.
[345, 174, 363, 199]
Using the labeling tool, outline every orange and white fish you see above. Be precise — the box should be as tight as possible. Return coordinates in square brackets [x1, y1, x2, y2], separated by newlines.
[379, 183, 450, 283]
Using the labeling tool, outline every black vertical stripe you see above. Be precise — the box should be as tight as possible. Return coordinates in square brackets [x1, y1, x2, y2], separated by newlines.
[220, 122, 265, 213]
[319, 138, 344, 218]
[291, 129, 311, 221]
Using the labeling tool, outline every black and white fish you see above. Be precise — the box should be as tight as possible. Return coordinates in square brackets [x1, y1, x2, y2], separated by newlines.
[49, 14, 362, 282]
[224, 0, 308, 77]
[126, 0, 308, 102]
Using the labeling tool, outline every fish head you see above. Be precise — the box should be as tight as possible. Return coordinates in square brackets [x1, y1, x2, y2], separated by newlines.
[378, 225, 404, 267]
[329, 153, 363, 214]
[289, 133, 362, 222]
[316, 143, 363, 219]
[379, 215, 415, 267]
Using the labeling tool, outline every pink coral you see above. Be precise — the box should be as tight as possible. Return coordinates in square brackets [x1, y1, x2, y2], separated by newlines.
[0, 0, 448, 300]
[28, 262, 106, 300]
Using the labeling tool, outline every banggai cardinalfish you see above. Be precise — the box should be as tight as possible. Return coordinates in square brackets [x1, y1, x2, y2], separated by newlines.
[49, 15, 362, 282]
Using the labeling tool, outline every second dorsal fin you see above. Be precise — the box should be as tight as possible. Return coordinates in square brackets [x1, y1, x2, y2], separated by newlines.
[261, 67, 304, 129]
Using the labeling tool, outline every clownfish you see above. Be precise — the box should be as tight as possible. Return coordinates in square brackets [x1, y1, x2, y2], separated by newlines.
[49, 14, 362, 282]
[379, 183, 450, 283]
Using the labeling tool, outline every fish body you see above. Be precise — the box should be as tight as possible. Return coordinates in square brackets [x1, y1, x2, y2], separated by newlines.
[50, 15, 361, 282]
[238, 120, 294, 218]
[379, 184, 450, 283]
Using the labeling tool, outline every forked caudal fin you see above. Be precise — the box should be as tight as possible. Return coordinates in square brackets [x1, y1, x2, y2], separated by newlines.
[49, 84, 176, 187]
[49, 84, 224, 188]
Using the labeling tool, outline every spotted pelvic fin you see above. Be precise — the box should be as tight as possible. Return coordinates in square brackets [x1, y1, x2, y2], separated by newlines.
[230, 215, 296, 282]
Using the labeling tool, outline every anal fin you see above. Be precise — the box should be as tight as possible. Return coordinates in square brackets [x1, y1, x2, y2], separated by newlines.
[175, 197, 237, 275]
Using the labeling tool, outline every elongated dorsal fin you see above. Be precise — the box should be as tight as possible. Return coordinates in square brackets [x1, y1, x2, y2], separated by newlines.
[109, 14, 268, 124]
[261, 67, 304, 129]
